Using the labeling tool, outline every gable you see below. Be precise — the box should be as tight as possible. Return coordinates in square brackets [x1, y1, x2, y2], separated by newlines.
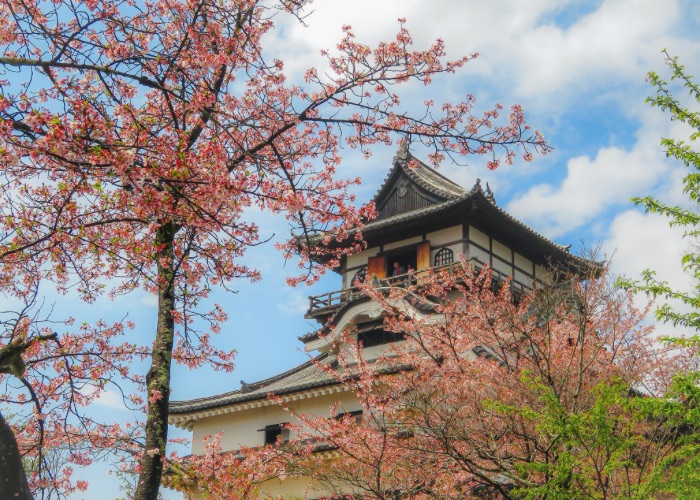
[377, 179, 440, 218]
[373, 146, 466, 219]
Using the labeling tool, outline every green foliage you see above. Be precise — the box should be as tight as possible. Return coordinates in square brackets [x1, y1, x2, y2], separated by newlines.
[635, 372, 700, 498]
[617, 50, 700, 341]
[503, 376, 640, 499]
[495, 373, 700, 499]
[615, 50, 700, 499]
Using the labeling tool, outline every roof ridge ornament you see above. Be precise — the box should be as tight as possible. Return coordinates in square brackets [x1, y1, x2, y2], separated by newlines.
[485, 182, 496, 203]
[240, 380, 264, 393]
[393, 141, 410, 165]
[472, 178, 496, 203]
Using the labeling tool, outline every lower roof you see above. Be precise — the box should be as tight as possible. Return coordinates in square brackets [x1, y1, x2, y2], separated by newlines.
[169, 352, 338, 416]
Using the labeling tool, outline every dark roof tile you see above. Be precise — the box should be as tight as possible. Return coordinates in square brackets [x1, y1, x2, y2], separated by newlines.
[169, 353, 338, 414]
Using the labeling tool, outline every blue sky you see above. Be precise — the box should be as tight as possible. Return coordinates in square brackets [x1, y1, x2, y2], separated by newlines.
[58, 0, 700, 497]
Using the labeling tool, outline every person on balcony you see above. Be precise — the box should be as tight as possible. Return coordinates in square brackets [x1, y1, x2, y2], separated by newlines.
[392, 262, 406, 277]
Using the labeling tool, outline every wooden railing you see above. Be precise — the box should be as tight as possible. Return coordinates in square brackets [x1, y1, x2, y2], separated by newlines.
[306, 258, 534, 316]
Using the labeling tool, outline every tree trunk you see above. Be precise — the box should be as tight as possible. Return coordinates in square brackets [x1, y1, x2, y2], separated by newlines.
[134, 222, 177, 500]
[0, 411, 32, 500]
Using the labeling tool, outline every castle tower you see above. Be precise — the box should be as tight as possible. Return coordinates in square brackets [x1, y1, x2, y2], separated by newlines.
[168, 149, 587, 497]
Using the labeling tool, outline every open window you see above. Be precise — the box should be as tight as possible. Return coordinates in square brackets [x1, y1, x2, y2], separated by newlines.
[334, 410, 363, 425]
[387, 241, 431, 276]
[386, 248, 417, 276]
[259, 423, 290, 446]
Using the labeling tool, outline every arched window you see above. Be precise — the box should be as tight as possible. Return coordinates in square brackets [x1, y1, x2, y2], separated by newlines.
[352, 267, 367, 285]
[434, 247, 454, 267]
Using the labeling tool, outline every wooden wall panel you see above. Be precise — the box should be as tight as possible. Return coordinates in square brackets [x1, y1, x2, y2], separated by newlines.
[416, 241, 431, 271]
[368, 256, 387, 279]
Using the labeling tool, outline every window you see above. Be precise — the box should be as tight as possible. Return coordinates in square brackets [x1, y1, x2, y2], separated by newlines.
[387, 248, 417, 276]
[434, 247, 454, 267]
[358, 329, 403, 348]
[259, 423, 290, 445]
[334, 410, 363, 425]
[351, 267, 367, 285]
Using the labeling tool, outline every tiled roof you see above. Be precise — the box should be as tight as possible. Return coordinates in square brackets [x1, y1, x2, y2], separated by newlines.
[364, 189, 471, 232]
[306, 148, 591, 271]
[300, 293, 440, 344]
[169, 348, 412, 415]
[169, 353, 338, 415]
[362, 178, 593, 268]
[372, 144, 466, 206]
[404, 159, 467, 198]
[363, 147, 586, 264]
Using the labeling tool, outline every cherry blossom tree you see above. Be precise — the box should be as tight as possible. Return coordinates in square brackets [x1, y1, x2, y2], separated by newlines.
[166, 433, 313, 498]
[0, 0, 549, 497]
[0, 288, 148, 499]
[283, 263, 698, 499]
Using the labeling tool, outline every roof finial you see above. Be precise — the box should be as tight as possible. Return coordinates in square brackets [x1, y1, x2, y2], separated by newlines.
[394, 140, 409, 165]
[474, 178, 482, 191]
[485, 182, 496, 202]
[240, 380, 260, 393]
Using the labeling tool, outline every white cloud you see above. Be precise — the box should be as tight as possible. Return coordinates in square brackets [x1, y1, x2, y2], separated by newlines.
[90, 387, 129, 411]
[507, 0, 681, 97]
[508, 146, 665, 237]
[505, 102, 699, 239]
[270, 0, 700, 106]
[506, 123, 670, 237]
[276, 290, 310, 315]
[604, 209, 690, 288]
[603, 208, 697, 339]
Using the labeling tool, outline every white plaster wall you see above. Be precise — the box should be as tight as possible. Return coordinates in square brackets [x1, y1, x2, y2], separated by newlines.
[426, 226, 461, 246]
[187, 475, 323, 500]
[469, 226, 489, 248]
[514, 269, 534, 287]
[430, 243, 461, 267]
[514, 252, 533, 274]
[383, 235, 422, 251]
[492, 257, 511, 275]
[427, 225, 463, 267]
[345, 246, 380, 288]
[469, 243, 489, 263]
[491, 239, 511, 262]
[536, 264, 546, 280]
[467, 228, 540, 282]
[192, 392, 361, 454]
[258, 475, 321, 499]
[346, 246, 380, 270]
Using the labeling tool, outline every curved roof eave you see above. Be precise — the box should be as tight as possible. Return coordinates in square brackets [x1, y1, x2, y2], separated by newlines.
[359, 184, 597, 270]
[169, 352, 337, 415]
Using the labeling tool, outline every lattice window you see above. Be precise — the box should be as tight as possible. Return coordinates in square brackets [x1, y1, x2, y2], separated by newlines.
[352, 267, 367, 285]
[434, 247, 454, 267]
[358, 329, 403, 348]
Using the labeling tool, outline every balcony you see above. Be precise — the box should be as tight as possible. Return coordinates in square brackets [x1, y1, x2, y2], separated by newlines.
[306, 258, 534, 319]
